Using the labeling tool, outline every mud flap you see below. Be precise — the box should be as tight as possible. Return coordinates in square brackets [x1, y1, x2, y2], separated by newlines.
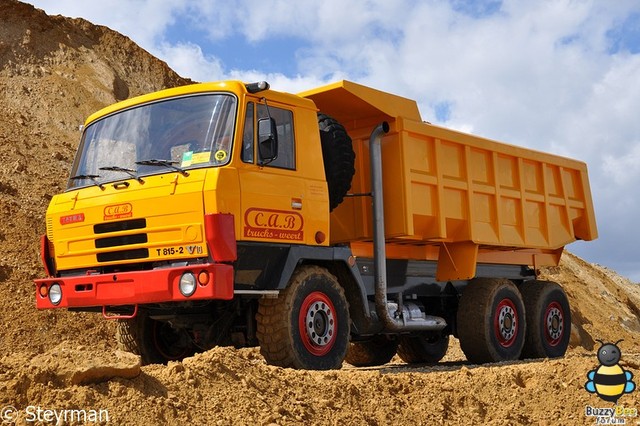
[436, 241, 478, 281]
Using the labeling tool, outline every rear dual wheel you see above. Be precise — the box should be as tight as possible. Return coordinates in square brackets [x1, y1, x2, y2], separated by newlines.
[519, 280, 571, 359]
[457, 278, 571, 364]
[457, 278, 525, 364]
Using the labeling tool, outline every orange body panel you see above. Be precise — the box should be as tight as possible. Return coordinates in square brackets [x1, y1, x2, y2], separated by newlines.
[301, 81, 597, 279]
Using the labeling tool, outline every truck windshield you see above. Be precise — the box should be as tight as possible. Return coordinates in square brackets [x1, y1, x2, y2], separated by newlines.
[68, 93, 237, 189]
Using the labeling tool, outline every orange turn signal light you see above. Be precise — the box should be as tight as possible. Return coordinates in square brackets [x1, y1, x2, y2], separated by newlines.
[198, 271, 210, 286]
[39, 285, 48, 298]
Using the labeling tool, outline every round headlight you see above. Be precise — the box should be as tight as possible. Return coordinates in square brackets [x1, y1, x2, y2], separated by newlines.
[179, 272, 197, 297]
[49, 283, 62, 305]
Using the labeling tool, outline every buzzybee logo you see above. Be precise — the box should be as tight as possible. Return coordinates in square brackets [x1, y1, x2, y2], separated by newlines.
[585, 340, 635, 403]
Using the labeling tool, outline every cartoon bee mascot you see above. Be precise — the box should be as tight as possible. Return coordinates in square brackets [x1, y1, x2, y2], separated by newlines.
[585, 340, 636, 403]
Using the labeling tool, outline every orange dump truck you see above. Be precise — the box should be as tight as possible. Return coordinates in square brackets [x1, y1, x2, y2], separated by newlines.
[35, 80, 597, 369]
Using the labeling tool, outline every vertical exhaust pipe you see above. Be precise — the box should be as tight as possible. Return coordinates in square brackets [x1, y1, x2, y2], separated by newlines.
[369, 122, 446, 331]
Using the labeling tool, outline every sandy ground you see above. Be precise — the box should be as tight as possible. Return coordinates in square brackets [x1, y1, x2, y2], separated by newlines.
[1, 1, 640, 425]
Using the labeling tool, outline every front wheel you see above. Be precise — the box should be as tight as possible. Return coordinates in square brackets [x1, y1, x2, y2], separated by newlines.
[457, 278, 526, 364]
[519, 280, 571, 359]
[256, 265, 350, 370]
[116, 311, 194, 365]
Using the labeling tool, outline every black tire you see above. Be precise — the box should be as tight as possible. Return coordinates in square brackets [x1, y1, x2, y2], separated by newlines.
[318, 113, 355, 211]
[116, 311, 194, 365]
[256, 265, 350, 370]
[397, 332, 450, 364]
[519, 280, 571, 359]
[345, 336, 398, 367]
[457, 278, 526, 364]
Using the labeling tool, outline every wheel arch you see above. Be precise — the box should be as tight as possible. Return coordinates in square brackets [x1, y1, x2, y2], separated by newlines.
[273, 246, 371, 335]
[315, 260, 370, 336]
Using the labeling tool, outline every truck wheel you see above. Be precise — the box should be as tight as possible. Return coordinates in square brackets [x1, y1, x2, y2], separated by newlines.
[116, 311, 194, 365]
[397, 332, 450, 364]
[318, 113, 355, 211]
[519, 280, 571, 359]
[345, 336, 398, 367]
[457, 278, 526, 364]
[256, 265, 350, 370]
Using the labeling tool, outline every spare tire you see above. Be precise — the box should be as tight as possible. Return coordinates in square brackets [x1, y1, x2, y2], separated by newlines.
[318, 113, 355, 211]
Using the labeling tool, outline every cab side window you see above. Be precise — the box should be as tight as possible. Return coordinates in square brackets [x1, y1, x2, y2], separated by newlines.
[241, 102, 296, 170]
[258, 104, 295, 170]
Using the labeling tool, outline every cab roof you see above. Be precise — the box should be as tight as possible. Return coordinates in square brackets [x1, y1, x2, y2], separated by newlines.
[84, 80, 316, 126]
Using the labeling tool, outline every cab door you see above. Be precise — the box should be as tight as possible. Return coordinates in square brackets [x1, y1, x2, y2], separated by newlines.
[237, 101, 308, 245]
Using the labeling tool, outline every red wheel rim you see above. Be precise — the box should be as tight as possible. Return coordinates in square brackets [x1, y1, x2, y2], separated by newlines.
[299, 291, 337, 356]
[494, 298, 518, 348]
[544, 301, 564, 346]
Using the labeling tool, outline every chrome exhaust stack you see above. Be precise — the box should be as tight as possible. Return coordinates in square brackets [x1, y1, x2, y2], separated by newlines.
[368, 122, 447, 332]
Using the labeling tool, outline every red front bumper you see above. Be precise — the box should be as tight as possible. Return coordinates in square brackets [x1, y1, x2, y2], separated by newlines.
[34, 263, 234, 309]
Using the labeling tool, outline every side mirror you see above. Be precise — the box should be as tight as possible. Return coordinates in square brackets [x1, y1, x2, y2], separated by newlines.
[257, 117, 278, 164]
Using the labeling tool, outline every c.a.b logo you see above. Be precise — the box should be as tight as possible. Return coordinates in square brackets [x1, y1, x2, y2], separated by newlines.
[585, 339, 635, 403]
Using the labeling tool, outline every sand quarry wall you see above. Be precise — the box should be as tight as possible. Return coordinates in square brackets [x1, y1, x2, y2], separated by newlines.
[1, 1, 640, 424]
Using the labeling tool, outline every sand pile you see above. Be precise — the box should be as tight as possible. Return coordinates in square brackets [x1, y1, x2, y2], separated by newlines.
[1, 1, 638, 424]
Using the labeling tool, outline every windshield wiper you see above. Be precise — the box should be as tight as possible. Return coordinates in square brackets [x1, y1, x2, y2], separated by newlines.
[70, 174, 105, 190]
[135, 159, 189, 176]
[99, 166, 145, 183]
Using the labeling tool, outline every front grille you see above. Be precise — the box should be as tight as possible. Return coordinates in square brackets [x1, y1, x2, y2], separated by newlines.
[95, 233, 148, 248]
[94, 218, 149, 263]
[94, 218, 146, 234]
[97, 248, 149, 263]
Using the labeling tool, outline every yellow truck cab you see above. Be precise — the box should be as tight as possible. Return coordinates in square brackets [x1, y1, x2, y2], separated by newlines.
[36, 80, 597, 369]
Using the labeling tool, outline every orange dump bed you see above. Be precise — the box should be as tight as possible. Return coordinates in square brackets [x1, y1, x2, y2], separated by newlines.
[301, 81, 597, 279]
